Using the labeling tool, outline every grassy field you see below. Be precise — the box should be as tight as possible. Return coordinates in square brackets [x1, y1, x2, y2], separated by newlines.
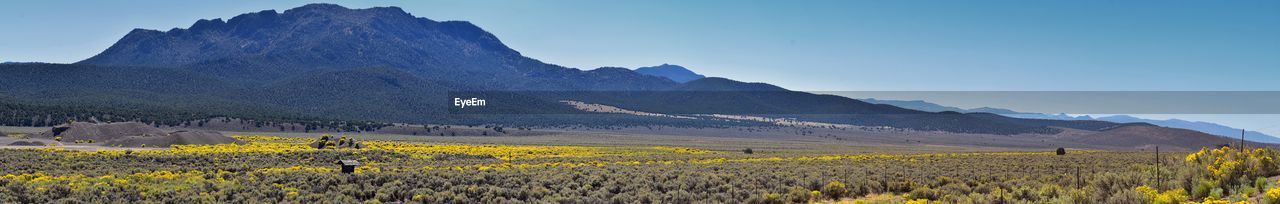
[2, 130, 1279, 203]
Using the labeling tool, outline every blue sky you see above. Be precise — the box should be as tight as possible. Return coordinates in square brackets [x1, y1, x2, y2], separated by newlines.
[2, 1, 1278, 134]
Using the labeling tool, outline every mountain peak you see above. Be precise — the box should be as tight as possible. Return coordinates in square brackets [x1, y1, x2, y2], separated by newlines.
[288, 3, 350, 12]
[634, 64, 706, 83]
[283, 4, 412, 18]
[71, 4, 674, 91]
[78, 3, 519, 69]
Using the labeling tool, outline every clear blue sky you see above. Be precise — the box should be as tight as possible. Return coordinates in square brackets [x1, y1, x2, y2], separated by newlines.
[2, 1, 1279, 133]
[3, 0, 1278, 91]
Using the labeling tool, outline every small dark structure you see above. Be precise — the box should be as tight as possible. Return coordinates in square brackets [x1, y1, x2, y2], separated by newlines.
[337, 160, 360, 173]
[1055, 147, 1067, 155]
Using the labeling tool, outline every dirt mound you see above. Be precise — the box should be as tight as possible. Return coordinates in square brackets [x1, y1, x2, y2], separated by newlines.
[1059, 124, 1237, 151]
[39, 122, 168, 142]
[170, 131, 240, 144]
[39, 122, 239, 147]
[8, 140, 45, 146]
[104, 130, 242, 147]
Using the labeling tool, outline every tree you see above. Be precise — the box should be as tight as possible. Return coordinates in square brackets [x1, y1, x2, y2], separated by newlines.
[1056, 147, 1067, 155]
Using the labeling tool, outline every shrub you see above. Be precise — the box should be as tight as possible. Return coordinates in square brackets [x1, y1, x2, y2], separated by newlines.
[785, 187, 810, 203]
[1037, 184, 1061, 199]
[1192, 179, 1216, 199]
[1137, 185, 1188, 204]
[904, 199, 929, 204]
[907, 186, 941, 200]
[1184, 147, 1280, 200]
[748, 193, 785, 204]
[1056, 147, 1066, 155]
[1265, 186, 1280, 204]
[1257, 177, 1270, 191]
[763, 193, 784, 204]
[822, 181, 848, 199]
[1207, 187, 1224, 200]
[1105, 189, 1146, 204]
[10, 133, 30, 139]
[1155, 190, 1188, 204]
[938, 183, 972, 196]
[0, 138, 1211, 203]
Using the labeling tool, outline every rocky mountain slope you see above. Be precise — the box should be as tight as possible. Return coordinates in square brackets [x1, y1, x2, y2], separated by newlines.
[0, 4, 1248, 149]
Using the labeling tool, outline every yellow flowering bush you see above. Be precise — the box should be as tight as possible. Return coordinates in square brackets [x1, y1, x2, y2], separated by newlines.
[1, 134, 1244, 203]
[1184, 146, 1280, 200]
[1135, 185, 1188, 204]
[1265, 185, 1280, 204]
[366, 141, 601, 160]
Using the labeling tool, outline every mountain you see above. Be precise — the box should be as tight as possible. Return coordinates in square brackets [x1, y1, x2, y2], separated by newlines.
[1060, 123, 1246, 151]
[861, 98, 1093, 120]
[859, 98, 968, 113]
[43, 3, 681, 123]
[41, 3, 958, 126]
[0, 3, 1246, 147]
[1096, 115, 1280, 144]
[597, 77, 918, 115]
[633, 64, 705, 83]
[863, 98, 1280, 143]
[674, 77, 785, 91]
[79, 4, 675, 90]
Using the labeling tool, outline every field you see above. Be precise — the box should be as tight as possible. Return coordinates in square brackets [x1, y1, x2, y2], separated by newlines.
[2, 132, 1280, 203]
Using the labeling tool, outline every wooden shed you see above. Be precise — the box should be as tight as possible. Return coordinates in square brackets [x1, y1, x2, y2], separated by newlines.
[337, 159, 360, 173]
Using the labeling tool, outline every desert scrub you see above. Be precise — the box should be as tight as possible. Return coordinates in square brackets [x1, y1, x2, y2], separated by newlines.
[4, 137, 1277, 203]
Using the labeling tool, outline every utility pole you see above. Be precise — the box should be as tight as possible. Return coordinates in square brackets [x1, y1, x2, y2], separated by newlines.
[1243, 128, 1247, 152]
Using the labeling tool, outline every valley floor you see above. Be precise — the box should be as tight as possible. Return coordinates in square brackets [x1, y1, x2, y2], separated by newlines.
[5, 125, 1074, 153]
[0, 126, 1272, 203]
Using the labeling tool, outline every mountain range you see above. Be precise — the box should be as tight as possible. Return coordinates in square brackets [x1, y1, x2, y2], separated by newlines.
[1094, 115, 1280, 143]
[0, 3, 1254, 149]
[862, 98, 1280, 143]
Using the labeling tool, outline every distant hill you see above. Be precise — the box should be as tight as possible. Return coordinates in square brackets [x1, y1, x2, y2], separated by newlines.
[863, 98, 1280, 143]
[633, 64, 705, 83]
[861, 98, 1094, 120]
[1060, 123, 1244, 151]
[860, 98, 969, 112]
[1095, 115, 1280, 144]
